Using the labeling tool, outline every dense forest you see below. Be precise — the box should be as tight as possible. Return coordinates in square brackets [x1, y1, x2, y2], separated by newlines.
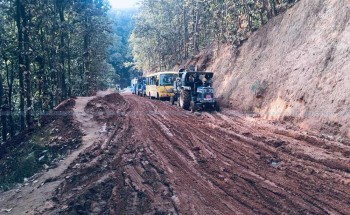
[109, 9, 138, 88]
[130, 0, 299, 71]
[0, 0, 136, 143]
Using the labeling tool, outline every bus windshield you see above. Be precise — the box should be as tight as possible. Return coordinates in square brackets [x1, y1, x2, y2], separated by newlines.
[160, 74, 175, 86]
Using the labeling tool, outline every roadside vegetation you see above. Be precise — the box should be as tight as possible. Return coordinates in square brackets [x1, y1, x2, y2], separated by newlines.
[0, 0, 115, 142]
[0, 1, 140, 144]
[0, 99, 82, 191]
[0, 1, 137, 189]
[130, 0, 299, 71]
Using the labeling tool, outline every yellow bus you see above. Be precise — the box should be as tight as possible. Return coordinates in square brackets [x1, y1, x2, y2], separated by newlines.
[145, 71, 177, 99]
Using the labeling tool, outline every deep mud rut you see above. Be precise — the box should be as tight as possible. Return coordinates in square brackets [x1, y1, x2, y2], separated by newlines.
[1, 91, 350, 214]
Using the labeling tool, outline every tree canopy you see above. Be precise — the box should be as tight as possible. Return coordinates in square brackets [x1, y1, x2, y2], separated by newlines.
[108, 9, 139, 88]
[0, 0, 116, 142]
[130, 0, 299, 71]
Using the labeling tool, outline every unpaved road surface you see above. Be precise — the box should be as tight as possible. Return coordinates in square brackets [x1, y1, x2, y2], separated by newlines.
[1, 92, 350, 214]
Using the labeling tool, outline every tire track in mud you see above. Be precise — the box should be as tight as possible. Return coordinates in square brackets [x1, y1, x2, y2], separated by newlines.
[146, 107, 296, 214]
[124, 94, 350, 215]
[42, 93, 179, 215]
[126, 98, 238, 214]
[35, 92, 350, 214]
[127, 98, 283, 214]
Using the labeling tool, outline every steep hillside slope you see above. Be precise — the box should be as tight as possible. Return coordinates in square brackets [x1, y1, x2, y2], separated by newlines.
[190, 0, 350, 138]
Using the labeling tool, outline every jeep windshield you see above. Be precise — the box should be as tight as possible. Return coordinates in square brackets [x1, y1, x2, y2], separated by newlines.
[160, 74, 175, 86]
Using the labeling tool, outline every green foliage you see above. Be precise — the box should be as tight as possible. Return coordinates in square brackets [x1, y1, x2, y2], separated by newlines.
[0, 99, 82, 190]
[130, 0, 299, 71]
[0, 124, 81, 191]
[0, 145, 45, 190]
[0, 0, 116, 143]
[108, 9, 139, 88]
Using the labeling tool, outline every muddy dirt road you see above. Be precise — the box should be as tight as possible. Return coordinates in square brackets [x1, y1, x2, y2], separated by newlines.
[1, 92, 350, 214]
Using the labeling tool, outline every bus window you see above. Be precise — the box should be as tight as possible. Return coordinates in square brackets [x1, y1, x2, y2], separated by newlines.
[160, 74, 176, 86]
[151, 76, 156, 85]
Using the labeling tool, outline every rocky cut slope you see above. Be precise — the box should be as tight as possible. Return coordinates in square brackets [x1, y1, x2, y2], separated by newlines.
[189, 0, 350, 138]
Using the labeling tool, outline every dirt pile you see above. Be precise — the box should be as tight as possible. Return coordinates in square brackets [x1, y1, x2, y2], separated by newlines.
[184, 0, 350, 138]
[45, 93, 126, 214]
[85, 93, 126, 123]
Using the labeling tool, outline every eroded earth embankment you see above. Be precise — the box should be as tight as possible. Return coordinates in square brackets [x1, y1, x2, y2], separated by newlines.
[184, 0, 350, 138]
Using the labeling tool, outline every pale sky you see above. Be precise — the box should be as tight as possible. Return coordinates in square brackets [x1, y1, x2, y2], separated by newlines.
[109, 0, 138, 9]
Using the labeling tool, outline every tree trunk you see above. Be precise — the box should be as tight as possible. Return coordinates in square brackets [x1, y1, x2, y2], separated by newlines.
[16, 0, 25, 130]
[259, 10, 265, 25]
[58, 1, 66, 101]
[0, 73, 6, 142]
[270, 0, 277, 16]
[38, 27, 45, 112]
[48, 51, 55, 109]
[21, 3, 32, 128]
[194, 9, 199, 54]
[183, 5, 188, 59]
[191, 0, 197, 55]
[6, 60, 14, 137]
[67, 34, 72, 97]
[84, 17, 92, 96]
[37, 56, 44, 112]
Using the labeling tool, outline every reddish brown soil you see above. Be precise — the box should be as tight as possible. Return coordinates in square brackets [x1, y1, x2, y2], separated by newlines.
[1, 92, 350, 214]
[179, 0, 350, 138]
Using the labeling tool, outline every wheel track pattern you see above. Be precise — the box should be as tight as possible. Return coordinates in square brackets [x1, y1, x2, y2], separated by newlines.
[124, 95, 350, 215]
[39, 93, 350, 215]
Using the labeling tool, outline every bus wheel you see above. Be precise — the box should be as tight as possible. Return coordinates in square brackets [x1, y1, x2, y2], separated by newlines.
[170, 96, 175, 105]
